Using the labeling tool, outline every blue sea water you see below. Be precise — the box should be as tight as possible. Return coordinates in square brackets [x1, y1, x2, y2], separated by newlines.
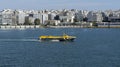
[0, 28, 120, 67]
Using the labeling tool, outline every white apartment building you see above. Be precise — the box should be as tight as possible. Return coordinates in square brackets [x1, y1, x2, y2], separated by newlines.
[0, 9, 16, 25]
[48, 13, 56, 20]
[32, 13, 48, 24]
[59, 11, 75, 23]
[59, 15, 74, 23]
[75, 10, 89, 21]
[17, 10, 28, 25]
[0, 13, 2, 24]
[75, 11, 84, 21]
[41, 13, 48, 24]
[87, 11, 103, 22]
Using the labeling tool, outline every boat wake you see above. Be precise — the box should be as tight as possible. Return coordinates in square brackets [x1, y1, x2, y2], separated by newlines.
[0, 39, 39, 42]
[39, 40, 60, 42]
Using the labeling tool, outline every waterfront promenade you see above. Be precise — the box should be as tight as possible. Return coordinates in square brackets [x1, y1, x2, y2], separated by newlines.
[0, 25, 42, 29]
[0, 24, 120, 29]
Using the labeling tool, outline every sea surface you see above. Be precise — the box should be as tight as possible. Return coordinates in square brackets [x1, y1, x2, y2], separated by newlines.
[0, 28, 120, 67]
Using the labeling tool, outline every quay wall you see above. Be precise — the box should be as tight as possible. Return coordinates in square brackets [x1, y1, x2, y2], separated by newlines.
[48, 25, 120, 28]
[0, 25, 42, 29]
[48, 25, 92, 28]
[98, 25, 120, 28]
[1, 25, 120, 29]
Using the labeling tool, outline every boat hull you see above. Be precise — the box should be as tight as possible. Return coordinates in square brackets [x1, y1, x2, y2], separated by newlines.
[40, 38, 75, 42]
[39, 34, 76, 42]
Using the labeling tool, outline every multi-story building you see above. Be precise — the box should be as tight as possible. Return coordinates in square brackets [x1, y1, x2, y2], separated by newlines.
[108, 10, 120, 22]
[0, 9, 120, 25]
[87, 11, 103, 22]
[17, 10, 28, 25]
[59, 15, 74, 23]
[48, 13, 56, 20]
[41, 13, 48, 24]
[59, 10, 75, 23]
[75, 11, 84, 21]
[0, 9, 17, 25]
[0, 13, 2, 24]
[75, 10, 89, 22]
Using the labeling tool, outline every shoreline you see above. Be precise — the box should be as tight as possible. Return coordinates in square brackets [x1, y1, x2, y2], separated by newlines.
[0, 25, 120, 29]
[47, 26, 120, 28]
[0, 25, 43, 29]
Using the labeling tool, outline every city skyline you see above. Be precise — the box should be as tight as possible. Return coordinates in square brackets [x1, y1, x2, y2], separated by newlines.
[0, 0, 120, 10]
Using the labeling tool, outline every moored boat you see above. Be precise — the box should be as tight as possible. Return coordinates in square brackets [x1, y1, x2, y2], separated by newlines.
[39, 34, 76, 42]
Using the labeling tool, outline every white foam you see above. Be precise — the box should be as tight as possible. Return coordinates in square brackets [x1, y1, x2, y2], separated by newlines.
[0, 39, 39, 42]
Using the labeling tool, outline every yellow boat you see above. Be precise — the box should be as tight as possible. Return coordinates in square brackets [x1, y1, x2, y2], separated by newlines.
[39, 34, 76, 41]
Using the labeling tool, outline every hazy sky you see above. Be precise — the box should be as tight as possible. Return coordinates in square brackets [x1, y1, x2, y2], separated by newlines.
[0, 0, 119, 10]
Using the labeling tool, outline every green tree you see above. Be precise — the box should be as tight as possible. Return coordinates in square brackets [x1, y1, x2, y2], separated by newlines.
[92, 22, 98, 27]
[34, 18, 40, 25]
[74, 18, 79, 22]
[54, 15, 60, 20]
[24, 17, 32, 25]
[83, 17, 88, 22]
